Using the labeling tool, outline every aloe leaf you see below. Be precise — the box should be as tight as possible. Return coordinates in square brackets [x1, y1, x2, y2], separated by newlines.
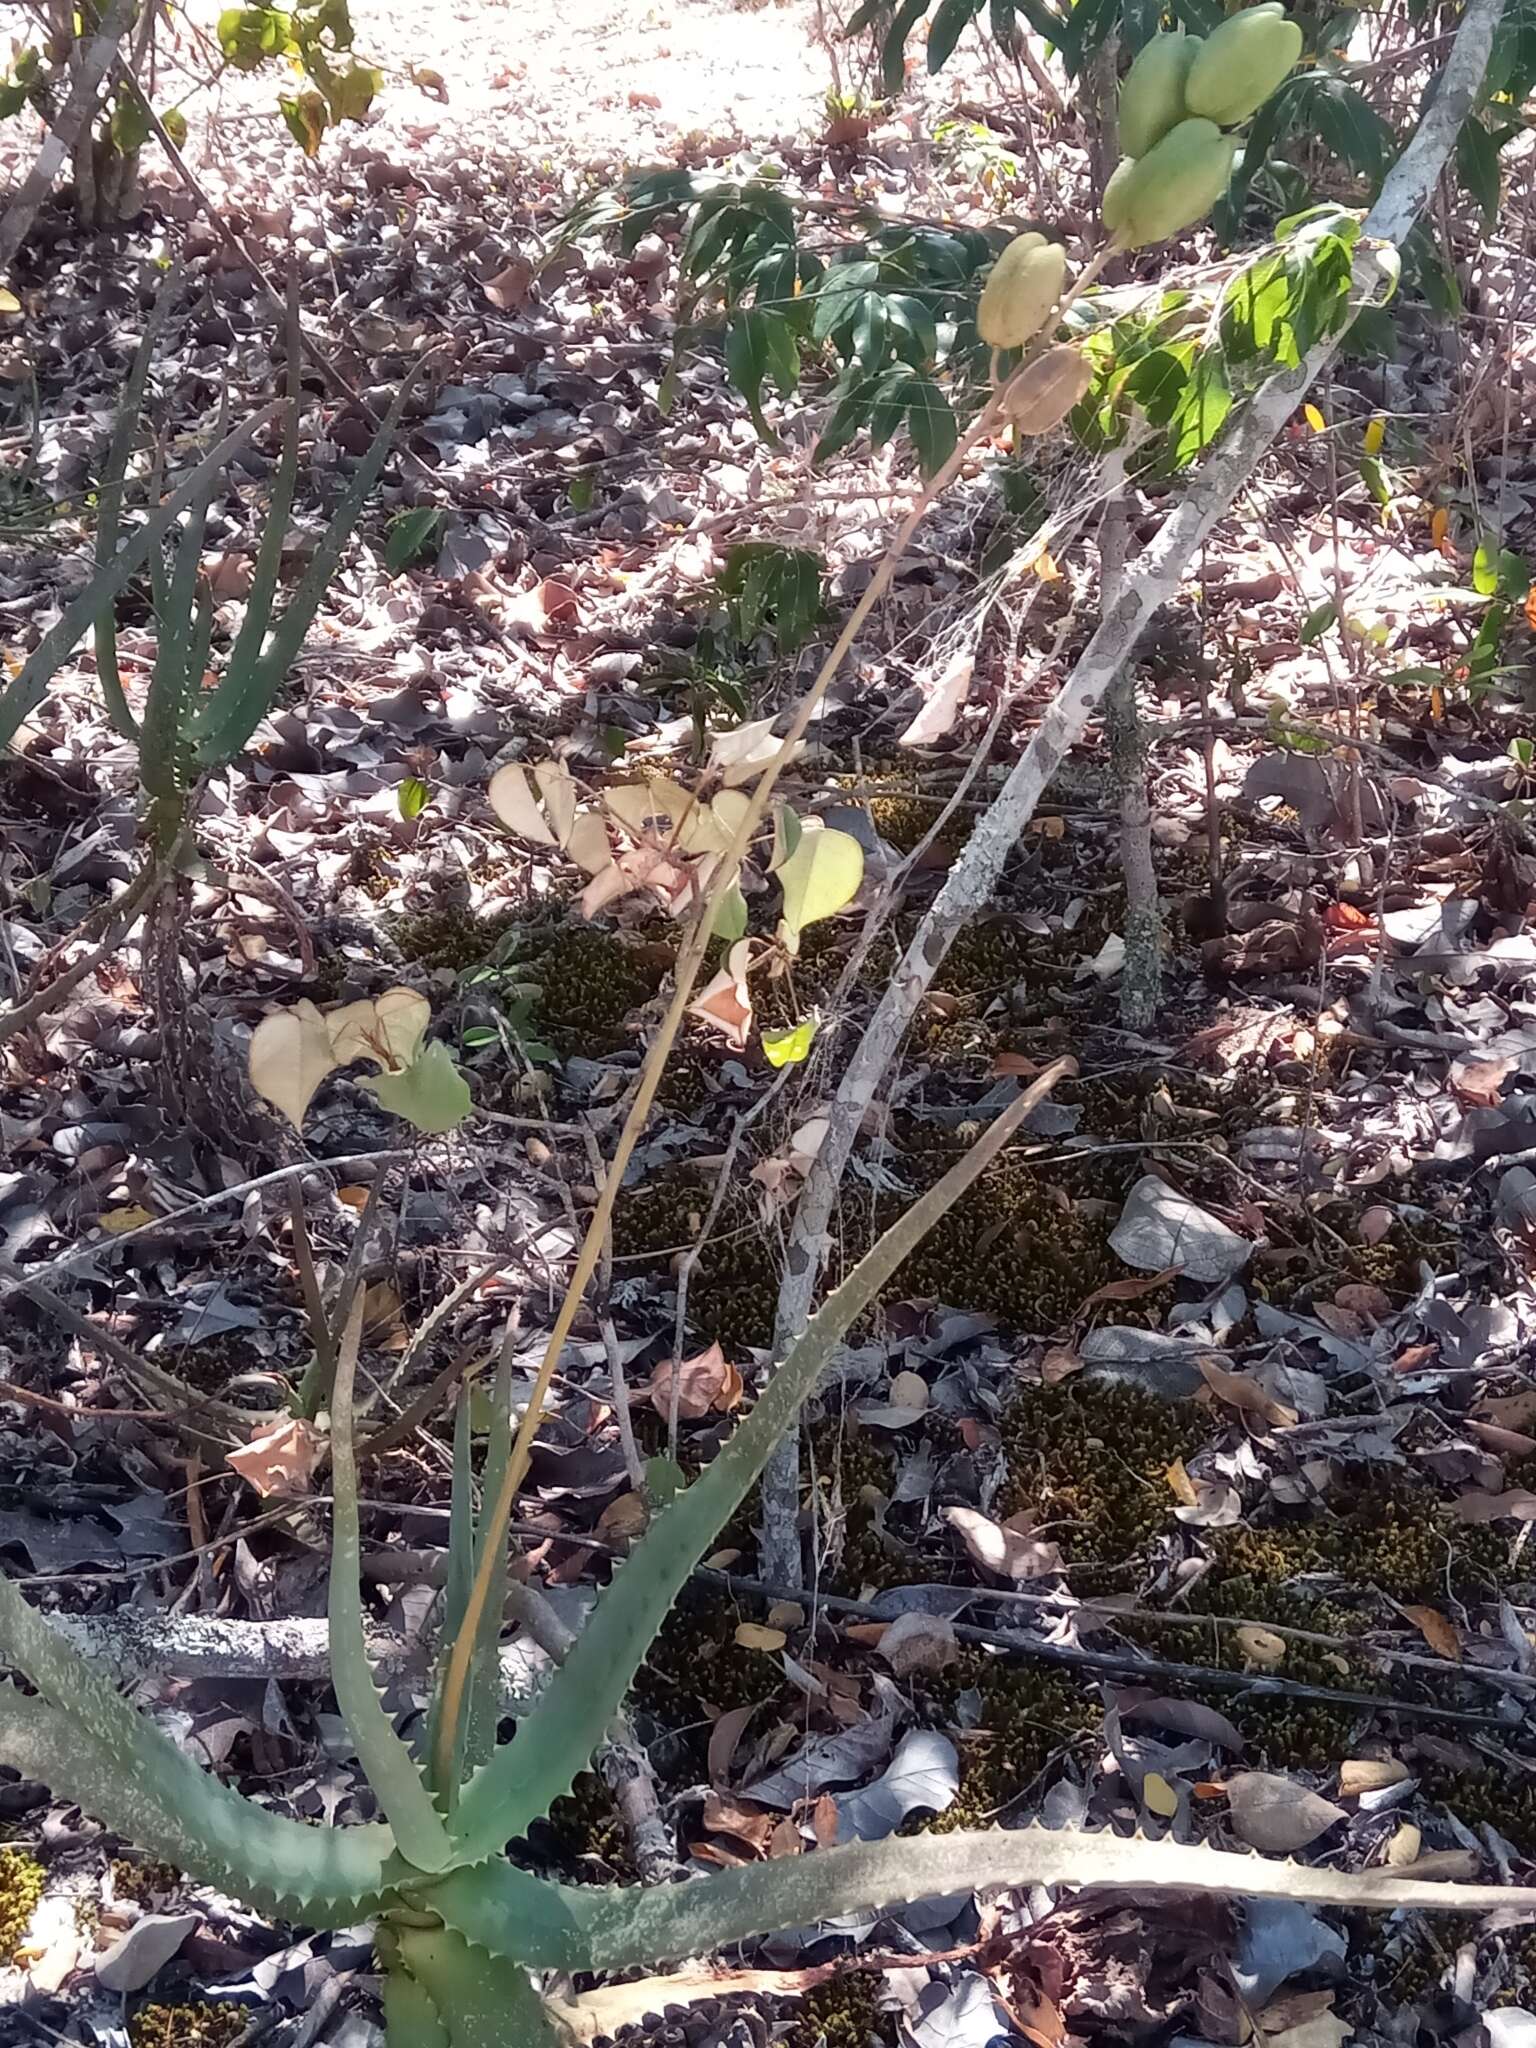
[0, 402, 281, 755]
[93, 268, 181, 742]
[328, 1294, 456, 1872]
[449, 1066, 1070, 1859]
[193, 366, 422, 769]
[139, 441, 218, 803]
[465, 1360, 513, 1782]
[381, 1948, 451, 2048]
[564, 1821, 1536, 1972]
[390, 1922, 568, 2048]
[406, 1859, 600, 1973]
[216, 284, 302, 731]
[424, 1391, 478, 1804]
[0, 1652, 392, 1924]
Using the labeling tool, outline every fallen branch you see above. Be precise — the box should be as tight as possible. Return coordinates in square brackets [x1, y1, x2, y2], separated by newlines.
[757, 0, 1503, 1585]
[38, 1609, 540, 1714]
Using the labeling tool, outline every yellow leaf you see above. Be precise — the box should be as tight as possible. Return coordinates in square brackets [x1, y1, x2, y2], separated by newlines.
[99, 1204, 155, 1235]
[1385, 1821, 1422, 1867]
[1338, 1757, 1409, 1798]
[1165, 1457, 1198, 1506]
[1032, 548, 1062, 581]
[327, 987, 430, 1073]
[1303, 404, 1325, 432]
[734, 1623, 787, 1653]
[1363, 416, 1384, 455]
[1143, 1771, 1180, 1817]
[776, 824, 864, 955]
[762, 1016, 819, 1066]
[1236, 1625, 1287, 1669]
[1430, 505, 1450, 548]
[248, 1001, 338, 1131]
[0, 288, 19, 316]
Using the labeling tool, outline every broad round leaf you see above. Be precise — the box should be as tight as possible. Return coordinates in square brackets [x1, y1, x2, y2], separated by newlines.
[762, 1016, 818, 1066]
[363, 1041, 472, 1134]
[248, 1001, 338, 1131]
[328, 988, 431, 1073]
[776, 824, 864, 954]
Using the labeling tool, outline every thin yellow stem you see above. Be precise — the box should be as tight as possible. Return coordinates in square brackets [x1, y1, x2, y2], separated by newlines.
[431, 252, 1112, 1786]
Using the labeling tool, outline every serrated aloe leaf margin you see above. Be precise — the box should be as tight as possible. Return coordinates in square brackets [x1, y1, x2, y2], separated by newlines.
[431, 1819, 1536, 1981]
[391, 1922, 569, 2048]
[448, 1066, 1069, 1859]
[329, 1294, 456, 1872]
[0, 1655, 392, 1923]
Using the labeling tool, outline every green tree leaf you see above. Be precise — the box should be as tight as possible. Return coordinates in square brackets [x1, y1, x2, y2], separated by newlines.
[386, 507, 444, 573]
[905, 375, 957, 477]
[364, 1041, 473, 1135]
[762, 1017, 819, 1066]
[928, 0, 983, 71]
[777, 825, 865, 953]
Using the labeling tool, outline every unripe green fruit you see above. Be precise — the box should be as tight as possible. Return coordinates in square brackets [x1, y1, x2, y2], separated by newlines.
[1102, 157, 1138, 237]
[1118, 32, 1202, 157]
[977, 236, 1069, 350]
[1184, 9, 1303, 125]
[1110, 118, 1237, 249]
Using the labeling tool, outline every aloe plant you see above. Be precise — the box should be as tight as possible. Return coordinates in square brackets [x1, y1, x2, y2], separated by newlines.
[4, 1065, 1535, 2044]
[0, 276, 412, 853]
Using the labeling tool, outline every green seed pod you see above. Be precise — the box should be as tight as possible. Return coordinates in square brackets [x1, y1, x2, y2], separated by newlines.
[977, 235, 1069, 350]
[1004, 343, 1093, 435]
[1102, 157, 1139, 237]
[1118, 31, 1202, 157]
[1110, 118, 1237, 249]
[1184, 9, 1304, 125]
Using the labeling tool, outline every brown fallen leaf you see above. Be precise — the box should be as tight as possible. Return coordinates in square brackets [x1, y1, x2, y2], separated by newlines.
[1078, 1266, 1181, 1310]
[1236, 1625, 1287, 1669]
[734, 1623, 787, 1653]
[1225, 1771, 1345, 1852]
[706, 1703, 757, 1789]
[1198, 1357, 1298, 1428]
[226, 1416, 323, 1500]
[1332, 1281, 1392, 1322]
[877, 1610, 958, 1676]
[483, 256, 534, 309]
[944, 1505, 1063, 1581]
[648, 1343, 743, 1421]
[1357, 1204, 1395, 1245]
[687, 939, 753, 1051]
[1337, 1757, 1409, 1797]
[898, 649, 974, 748]
[1402, 1604, 1462, 1660]
[1476, 1390, 1536, 1432]
[1165, 1457, 1198, 1508]
[1452, 1488, 1536, 1523]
